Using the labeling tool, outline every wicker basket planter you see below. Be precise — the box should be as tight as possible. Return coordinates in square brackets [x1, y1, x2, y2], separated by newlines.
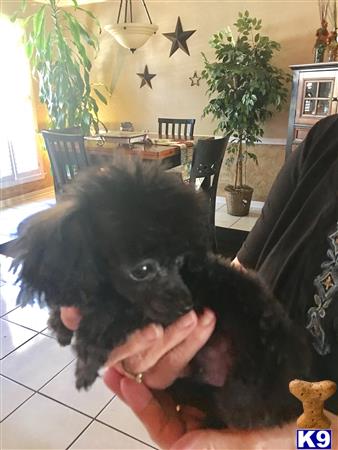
[224, 185, 254, 217]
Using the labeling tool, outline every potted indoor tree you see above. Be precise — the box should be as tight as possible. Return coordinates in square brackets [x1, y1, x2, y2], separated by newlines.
[13, 0, 107, 135]
[202, 11, 290, 216]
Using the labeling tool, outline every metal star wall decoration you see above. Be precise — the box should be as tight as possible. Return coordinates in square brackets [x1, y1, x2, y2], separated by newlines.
[163, 16, 196, 57]
[189, 71, 201, 86]
[137, 65, 156, 89]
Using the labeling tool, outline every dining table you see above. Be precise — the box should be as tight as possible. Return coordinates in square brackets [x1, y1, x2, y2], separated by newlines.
[93, 130, 148, 146]
[85, 133, 194, 175]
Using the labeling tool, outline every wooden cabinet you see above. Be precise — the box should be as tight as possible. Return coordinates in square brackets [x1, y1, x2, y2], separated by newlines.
[286, 62, 338, 158]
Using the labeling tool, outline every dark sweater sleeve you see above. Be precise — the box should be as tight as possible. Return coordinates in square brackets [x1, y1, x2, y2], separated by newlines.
[236, 142, 305, 269]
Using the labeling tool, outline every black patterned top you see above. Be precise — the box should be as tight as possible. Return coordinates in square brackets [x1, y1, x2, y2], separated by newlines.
[306, 223, 338, 356]
[237, 114, 338, 413]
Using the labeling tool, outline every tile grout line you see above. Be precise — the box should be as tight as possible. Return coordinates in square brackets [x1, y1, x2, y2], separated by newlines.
[216, 218, 241, 229]
[3, 366, 157, 449]
[36, 358, 76, 393]
[0, 374, 36, 423]
[37, 391, 95, 420]
[1, 371, 99, 424]
[63, 395, 117, 450]
[94, 417, 158, 450]
[39, 379, 158, 449]
[92, 394, 157, 450]
[1, 316, 46, 334]
[1, 317, 121, 430]
[65, 418, 96, 450]
[1, 355, 76, 397]
[0, 391, 36, 423]
[0, 305, 20, 319]
[0, 373, 37, 393]
[1, 317, 60, 361]
[0, 357, 91, 426]
[1, 316, 60, 364]
[0, 332, 39, 361]
[94, 394, 116, 419]
[59, 388, 158, 449]
[1, 333, 77, 409]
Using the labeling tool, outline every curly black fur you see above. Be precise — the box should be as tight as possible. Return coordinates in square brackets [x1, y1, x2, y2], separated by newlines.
[12, 159, 313, 429]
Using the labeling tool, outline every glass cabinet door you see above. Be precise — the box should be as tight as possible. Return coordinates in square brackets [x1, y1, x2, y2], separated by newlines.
[287, 66, 338, 159]
[302, 80, 332, 116]
[296, 71, 338, 124]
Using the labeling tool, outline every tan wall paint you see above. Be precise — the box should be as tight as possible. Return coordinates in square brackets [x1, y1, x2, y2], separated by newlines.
[1, 1, 320, 199]
[218, 144, 285, 201]
[90, 0, 318, 199]
[89, 0, 319, 137]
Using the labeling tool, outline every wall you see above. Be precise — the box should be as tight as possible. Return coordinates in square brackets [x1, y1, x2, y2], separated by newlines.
[1, 0, 322, 200]
[87, 0, 320, 133]
[218, 143, 285, 201]
[88, 0, 319, 200]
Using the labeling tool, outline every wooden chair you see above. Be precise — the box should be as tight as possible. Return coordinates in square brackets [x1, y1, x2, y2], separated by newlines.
[158, 118, 195, 140]
[189, 136, 229, 251]
[42, 129, 90, 199]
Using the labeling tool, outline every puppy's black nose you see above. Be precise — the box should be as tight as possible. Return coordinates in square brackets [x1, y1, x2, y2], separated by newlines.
[182, 304, 193, 312]
[179, 303, 194, 316]
[174, 287, 194, 316]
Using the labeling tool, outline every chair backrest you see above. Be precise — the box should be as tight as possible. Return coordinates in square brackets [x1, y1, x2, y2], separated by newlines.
[158, 118, 195, 140]
[42, 129, 90, 198]
[54, 127, 83, 135]
[189, 136, 229, 250]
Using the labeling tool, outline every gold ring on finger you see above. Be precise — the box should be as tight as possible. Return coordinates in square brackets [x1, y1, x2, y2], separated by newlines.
[121, 361, 144, 384]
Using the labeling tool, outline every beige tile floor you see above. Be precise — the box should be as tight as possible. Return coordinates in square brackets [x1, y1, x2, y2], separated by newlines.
[0, 188, 262, 450]
[214, 196, 263, 231]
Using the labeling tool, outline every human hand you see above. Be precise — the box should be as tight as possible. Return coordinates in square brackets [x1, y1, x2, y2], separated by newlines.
[103, 367, 314, 450]
[60, 306, 216, 389]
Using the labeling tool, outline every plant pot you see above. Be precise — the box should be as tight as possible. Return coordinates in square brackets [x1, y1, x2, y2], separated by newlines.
[224, 185, 254, 217]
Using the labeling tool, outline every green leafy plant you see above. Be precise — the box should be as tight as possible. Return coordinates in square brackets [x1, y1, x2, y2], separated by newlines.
[13, 0, 107, 134]
[202, 11, 290, 190]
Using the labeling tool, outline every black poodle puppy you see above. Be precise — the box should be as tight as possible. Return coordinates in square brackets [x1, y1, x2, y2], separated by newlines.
[12, 160, 312, 429]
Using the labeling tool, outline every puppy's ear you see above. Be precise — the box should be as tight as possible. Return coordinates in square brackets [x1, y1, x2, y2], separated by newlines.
[12, 201, 99, 308]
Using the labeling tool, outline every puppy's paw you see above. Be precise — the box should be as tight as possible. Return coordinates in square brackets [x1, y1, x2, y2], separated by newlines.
[76, 374, 97, 391]
[47, 310, 73, 346]
[56, 331, 73, 347]
[75, 359, 98, 390]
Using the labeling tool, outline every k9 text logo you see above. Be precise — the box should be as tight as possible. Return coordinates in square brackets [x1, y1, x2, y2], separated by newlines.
[297, 429, 332, 449]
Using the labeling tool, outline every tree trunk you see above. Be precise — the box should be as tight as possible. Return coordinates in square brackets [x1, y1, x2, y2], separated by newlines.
[235, 139, 243, 189]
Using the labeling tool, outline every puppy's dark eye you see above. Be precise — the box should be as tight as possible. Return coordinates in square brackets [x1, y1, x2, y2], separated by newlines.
[129, 260, 158, 281]
[175, 255, 185, 267]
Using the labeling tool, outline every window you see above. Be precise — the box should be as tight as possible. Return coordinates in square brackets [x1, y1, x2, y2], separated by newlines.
[0, 16, 43, 188]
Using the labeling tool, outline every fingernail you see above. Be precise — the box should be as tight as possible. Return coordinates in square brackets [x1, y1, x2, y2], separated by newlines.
[143, 324, 162, 341]
[200, 310, 215, 326]
[178, 311, 196, 328]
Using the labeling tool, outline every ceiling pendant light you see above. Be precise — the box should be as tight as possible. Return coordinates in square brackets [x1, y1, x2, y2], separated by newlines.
[105, 0, 158, 53]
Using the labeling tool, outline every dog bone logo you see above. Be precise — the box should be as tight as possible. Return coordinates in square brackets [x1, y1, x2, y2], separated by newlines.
[289, 379, 337, 429]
